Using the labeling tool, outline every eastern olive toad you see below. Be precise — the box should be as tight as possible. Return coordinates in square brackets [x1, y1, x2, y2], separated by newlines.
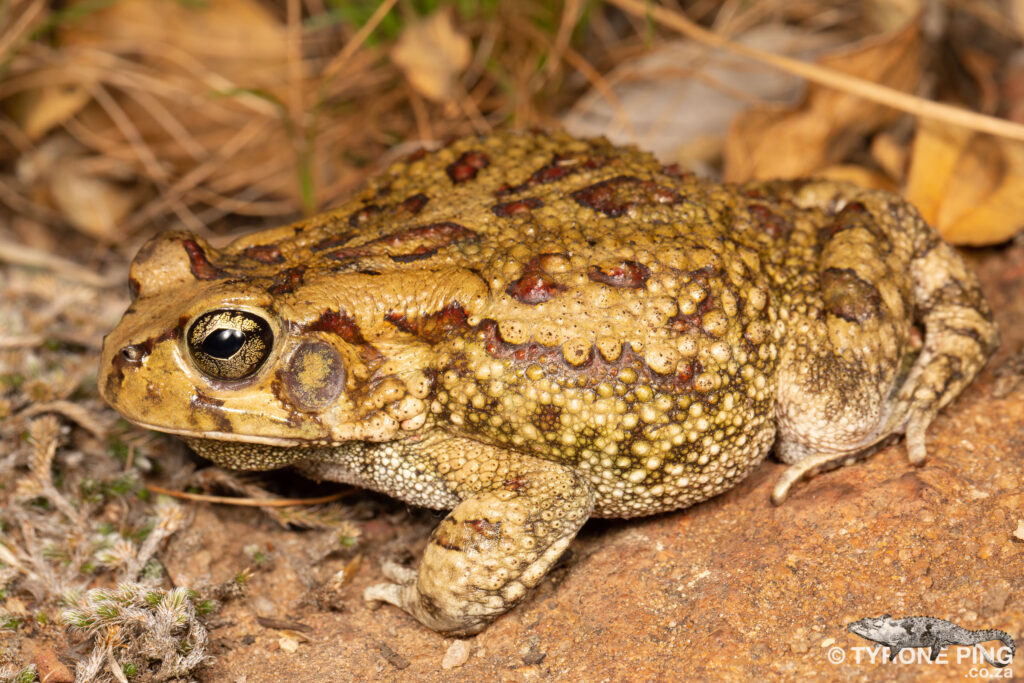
[99, 131, 997, 635]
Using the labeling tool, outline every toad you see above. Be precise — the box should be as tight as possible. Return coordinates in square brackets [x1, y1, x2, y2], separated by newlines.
[99, 131, 997, 635]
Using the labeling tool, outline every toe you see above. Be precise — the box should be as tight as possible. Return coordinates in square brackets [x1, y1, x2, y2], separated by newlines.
[381, 560, 417, 584]
[363, 581, 405, 609]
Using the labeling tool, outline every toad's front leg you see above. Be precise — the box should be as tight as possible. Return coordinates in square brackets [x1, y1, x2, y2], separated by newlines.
[360, 434, 595, 635]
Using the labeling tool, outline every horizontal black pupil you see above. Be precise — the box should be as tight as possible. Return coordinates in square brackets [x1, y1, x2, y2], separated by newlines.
[202, 328, 245, 358]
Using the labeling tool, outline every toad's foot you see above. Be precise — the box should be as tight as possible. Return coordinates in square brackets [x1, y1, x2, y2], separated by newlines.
[770, 183, 997, 504]
[363, 436, 594, 636]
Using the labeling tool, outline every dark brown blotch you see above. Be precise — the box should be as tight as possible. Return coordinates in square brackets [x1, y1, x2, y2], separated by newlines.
[385, 303, 469, 344]
[331, 222, 477, 264]
[385, 221, 475, 245]
[571, 176, 681, 217]
[496, 154, 606, 197]
[432, 516, 502, 552]
[446, 150, 490, 184]
[523, 159, 574, 185]
[388, 247, 438, 263]
[468, 519, 501, 538]
[348, 204, 382, 228]
[307, 309, 366, 345]
[821, 201, 891, 251]
[314, 234, 355, 252]
[327, 247, 370, 262]
[244, 244, 285, 265]
[587, 260, 651, 289]
[491, 197, 543, 217]
[267, 265, 306, 295]
[397, 193, 429, 216]
[506, 270, 566, 305]
[190, 391, 232, 433]
[749, 204, 793, 239]
[162, 316, 187, 343]
[675, 360, 697, 384]
[406, 147, 429, 162]
[661, 163, 692, 179]
[471, 321, 701, 397]
[377, 222, 477, 261]
[128, 276, 141, 300]
[183, 239, 227, 280]
[821, 267, 882, 322]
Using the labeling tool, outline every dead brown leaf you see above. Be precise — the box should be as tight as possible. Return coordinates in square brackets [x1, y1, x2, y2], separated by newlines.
[50, 161, 143, 241]
[724, 5, 923, 181]
[1003, 54, 1024, 124]
[340, 553, 363, 587]
[957, 46, 1001, 116]
[61, 0, 291, 88]
[870, 130, 909, 180]
[31, 0, 309, 224]
[906, 118, 1024, 245]
[4, 82, 92, 140]
[391, 9, 472, 103]
[15, 135, 144, 241]
[1009, 0, 1024, 42]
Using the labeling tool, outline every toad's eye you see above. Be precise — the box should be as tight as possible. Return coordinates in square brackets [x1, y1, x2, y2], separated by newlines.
[187, 310, 273, 381]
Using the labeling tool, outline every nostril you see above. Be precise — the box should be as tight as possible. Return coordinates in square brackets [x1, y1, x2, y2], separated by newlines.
[120, 344, 145, 363]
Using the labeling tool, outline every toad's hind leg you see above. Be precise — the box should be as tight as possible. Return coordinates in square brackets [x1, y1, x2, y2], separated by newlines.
[362, 434, 594, 636]
[770, 182, 997, 503]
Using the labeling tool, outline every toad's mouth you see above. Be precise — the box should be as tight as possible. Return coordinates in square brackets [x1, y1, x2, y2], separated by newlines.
[123, 418, 314, 448]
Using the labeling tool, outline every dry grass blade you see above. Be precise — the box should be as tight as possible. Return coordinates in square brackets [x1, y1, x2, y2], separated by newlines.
[165, 469, 363, 529]
[609, 0, 1024, 143]
[511, 10, 630, 135]
[19, 400, 108, 440]
[0, 0, 45, 58]
[0, 238, 115, 287]
[0, 334, 44, 348]
[320, 0, 399, 86]
[145, 482, 355, 507]
[120, 117, 274, 233]
[89, 82, 167, 182]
